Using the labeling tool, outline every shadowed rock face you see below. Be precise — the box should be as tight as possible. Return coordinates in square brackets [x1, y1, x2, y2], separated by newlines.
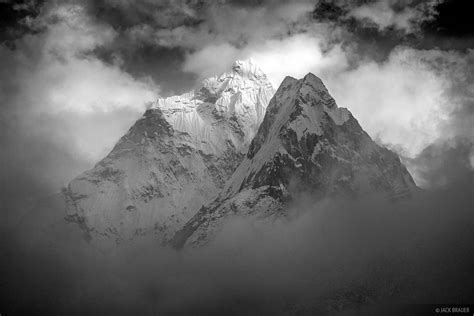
[64, 60, 275, 246]
[172, 73, 417, 249]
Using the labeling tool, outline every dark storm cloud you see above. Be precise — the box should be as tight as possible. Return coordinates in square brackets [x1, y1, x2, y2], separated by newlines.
[313, 0, 442, 32]
[88, 0, 206, 29]
[92, 44, 195, 95]
[0, 0, 44, 43]
[312, 0, 474, 61]
[72, 0, 319, 93]
[89, 0, 315, 49]
[423, 0, 474, 38]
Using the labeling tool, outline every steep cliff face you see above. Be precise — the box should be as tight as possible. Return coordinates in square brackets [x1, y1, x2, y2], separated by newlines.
[64, 60, 275, 245]
[172, 73, 417, 248]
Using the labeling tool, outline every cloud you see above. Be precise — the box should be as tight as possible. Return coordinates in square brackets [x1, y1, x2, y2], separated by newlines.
[326, 47, 473, 186]
[182, 43, 241, 80]
[404, 138, 473, 188]
[346, 0, 442, 34]
[247, 33, 348, 87]
[3, 176, 473, 313]
[95, 0, 202, 28]
[0, 2, 159, 209]
[5, 3, 159, 114]
[35, 57, 157, 114]
[326, 47, 450, 158]
[182, 29, 348, 86]
[119, 0, 315, 50]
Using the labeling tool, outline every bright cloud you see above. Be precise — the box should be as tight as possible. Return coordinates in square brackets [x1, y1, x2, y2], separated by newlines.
[183, 32, 457, 162]
[13, 3, 159, 115]
[247, 34, 348, 88]
[327, 48, 450, 158]
[183, 32, 348, 87]
[0, 2, 160, 188]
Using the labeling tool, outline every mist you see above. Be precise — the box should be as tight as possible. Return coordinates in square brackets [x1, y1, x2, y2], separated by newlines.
[2, 166, 472, 314]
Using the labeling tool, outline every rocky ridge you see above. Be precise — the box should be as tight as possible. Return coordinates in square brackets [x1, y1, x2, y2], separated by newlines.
[172, 73, 417, 248]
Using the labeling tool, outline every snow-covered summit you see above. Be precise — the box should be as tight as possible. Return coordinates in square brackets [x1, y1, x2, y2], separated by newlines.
[64, 60, 275, 246]
[231, 59, 267, 79]
[151, 59, 274, 153]
[246, 72, 350, 163]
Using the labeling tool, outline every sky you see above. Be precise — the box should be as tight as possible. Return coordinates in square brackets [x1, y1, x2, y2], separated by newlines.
[0, 0, 473, 211]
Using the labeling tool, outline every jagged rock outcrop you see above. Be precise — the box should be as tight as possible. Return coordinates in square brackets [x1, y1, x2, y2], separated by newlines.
[172, 73, 417, 248]
[64, 59, 275, 245]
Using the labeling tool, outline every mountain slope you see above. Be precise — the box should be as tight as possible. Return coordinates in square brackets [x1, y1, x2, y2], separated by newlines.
[64, 60, 275, 245]
[172, 73, 417, 248]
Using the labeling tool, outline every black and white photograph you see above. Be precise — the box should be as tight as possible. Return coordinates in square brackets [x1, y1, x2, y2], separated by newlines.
[1, 0, 473, 314]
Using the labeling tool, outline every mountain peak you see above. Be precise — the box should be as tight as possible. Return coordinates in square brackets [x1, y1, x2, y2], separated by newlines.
[302, 72, 328, 93]
[172, 74, 418, 248]
[246, 72, 350, 160]
[153, 58, 271, 111]
[230, 58, 265, 79]
[65, 56, 276, 246]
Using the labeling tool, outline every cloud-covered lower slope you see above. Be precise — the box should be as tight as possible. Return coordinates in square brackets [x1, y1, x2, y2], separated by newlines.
[2, 174, 473, 314]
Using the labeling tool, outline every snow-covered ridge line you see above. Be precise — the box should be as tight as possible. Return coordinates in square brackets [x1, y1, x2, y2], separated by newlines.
[171, 72, 418, 248]
[152, 59, 272, 110]
[64, 59, 276, 246]
[149, 59, 275, 152]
